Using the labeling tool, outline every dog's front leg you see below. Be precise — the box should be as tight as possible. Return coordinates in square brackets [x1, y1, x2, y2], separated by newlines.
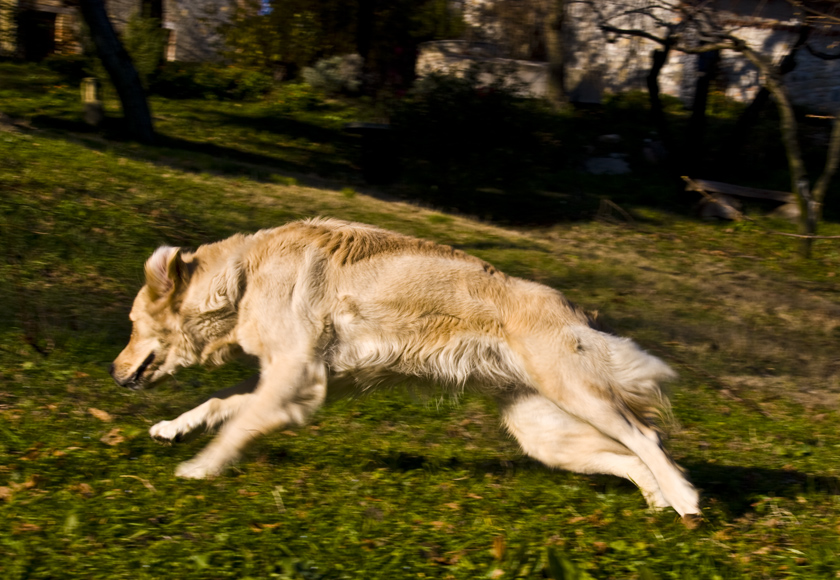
[174, 355, 327, 479]
[150, 374, 260, 442]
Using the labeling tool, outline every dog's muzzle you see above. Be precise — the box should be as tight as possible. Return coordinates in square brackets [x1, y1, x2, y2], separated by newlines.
[110, 352, 156, 389]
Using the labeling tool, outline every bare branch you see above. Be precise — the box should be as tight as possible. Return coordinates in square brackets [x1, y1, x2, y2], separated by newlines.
[806, 43, 840, 60]
[812, 111, 840, 206]
[599, 24, 669, 45]
[786, 0, 840, 26]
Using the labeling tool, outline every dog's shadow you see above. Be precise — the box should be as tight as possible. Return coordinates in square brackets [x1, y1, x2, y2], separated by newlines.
[684, 460, 840, 517]
[350, 452, 840, 518]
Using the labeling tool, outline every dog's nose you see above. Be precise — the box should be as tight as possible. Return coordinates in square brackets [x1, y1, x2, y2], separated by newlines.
[109, 363, 128, 387]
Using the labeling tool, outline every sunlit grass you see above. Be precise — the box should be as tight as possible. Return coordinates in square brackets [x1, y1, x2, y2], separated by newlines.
[1, 61, 840, 579]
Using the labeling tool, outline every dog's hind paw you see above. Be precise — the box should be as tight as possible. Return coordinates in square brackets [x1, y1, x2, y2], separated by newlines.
[175, 458, 221, 479]
[150, 420, 182, 443]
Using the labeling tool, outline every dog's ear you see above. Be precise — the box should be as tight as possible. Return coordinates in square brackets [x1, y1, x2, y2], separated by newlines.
[145, 246, 190, 300]
[206, 260, 245, 312]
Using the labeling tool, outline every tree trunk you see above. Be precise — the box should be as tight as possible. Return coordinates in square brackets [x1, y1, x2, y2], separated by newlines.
[78, 0, 155, 144]
[355, 0, 375, 92]
[741, 46, 814, 257]
[686, 50, 719, 176]
[544, 0, 567, 108]
[646, 40, 675, 167]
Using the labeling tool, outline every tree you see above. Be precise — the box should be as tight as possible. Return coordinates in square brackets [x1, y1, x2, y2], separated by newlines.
[78, 0, 155, 144]
[577, 0, 840, 258]
[681, 6, 840, 258]
[544, 0, 568, 108]
[575, 0, 683, 162]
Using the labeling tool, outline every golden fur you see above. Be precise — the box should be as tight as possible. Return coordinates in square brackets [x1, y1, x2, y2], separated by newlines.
[111, 218, 700, 517]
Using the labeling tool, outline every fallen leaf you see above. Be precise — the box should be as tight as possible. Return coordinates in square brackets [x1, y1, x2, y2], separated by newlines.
[100, 428, 125, 446]
[73, 483, 94, 497]
[249, 522, 281, 532]
[89, 408, 113, 422]
[21, 444, 44, 461]
[0, 486, 12, 501]
[493, 535, 505, 560]
[120, 475, 156, 493]
[8, 474, 42, 495]
[14, 522, 42, 533]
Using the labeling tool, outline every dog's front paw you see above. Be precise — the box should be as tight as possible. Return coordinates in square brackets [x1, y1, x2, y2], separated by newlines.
[150, 420, 181, 442]
[174, 458, 222, 479]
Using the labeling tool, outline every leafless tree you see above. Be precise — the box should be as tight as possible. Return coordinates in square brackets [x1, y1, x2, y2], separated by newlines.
[679, 4, 840, 258]
[544, 0, 567, 108]
[578, 0, 840, 258]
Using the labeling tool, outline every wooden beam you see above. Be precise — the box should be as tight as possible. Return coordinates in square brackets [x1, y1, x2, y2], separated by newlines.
[687, 178, 794, 203]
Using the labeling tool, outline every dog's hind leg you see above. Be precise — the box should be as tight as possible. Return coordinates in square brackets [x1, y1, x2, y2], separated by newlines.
[513, 329, 700, 517]
[535, 379, 698, 516]
[499, 394, 669, 509]
[150, 374, 260, 443]
[174, 355, 327, 479]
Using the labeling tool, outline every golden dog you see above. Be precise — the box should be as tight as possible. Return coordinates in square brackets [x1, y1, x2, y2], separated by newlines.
[111, 218, 700, 518]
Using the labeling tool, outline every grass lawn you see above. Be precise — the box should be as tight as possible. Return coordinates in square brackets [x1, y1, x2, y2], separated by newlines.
[1, 61, 840, 579]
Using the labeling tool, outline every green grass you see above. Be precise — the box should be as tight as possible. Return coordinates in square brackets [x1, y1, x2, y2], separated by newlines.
[2, 61, 840, 579]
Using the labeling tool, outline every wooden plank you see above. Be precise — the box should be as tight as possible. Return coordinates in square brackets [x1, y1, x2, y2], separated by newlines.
[688, 178, 794, 203]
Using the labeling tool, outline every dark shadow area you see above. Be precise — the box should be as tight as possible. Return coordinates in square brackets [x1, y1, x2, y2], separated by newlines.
[686, 460, 840, 517]
[361, 451, 559, 476]
[16, 89, 840, 230]
[337, 451, 840, 520]
[28, 113, 362, 191]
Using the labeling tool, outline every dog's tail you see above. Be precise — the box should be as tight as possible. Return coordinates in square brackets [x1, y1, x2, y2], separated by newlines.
[572, 326, 677, 431]
[608, 333, 676, 430]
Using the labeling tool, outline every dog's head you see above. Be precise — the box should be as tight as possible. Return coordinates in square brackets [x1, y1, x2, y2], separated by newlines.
[110, 246, 198, 390]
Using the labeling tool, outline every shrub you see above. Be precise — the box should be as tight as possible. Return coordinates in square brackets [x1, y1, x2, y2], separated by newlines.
[151, 63, 274, 100]
[302, 54, 363, 95]
[123, 14, 166, 88]
[42, 54, 89, 81]
[390, 66, 553, 214]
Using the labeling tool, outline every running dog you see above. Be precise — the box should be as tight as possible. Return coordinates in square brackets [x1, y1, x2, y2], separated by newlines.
[110, 218, 700, 519]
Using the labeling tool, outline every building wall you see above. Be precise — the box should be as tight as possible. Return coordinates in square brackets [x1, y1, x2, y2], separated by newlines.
[423, 0, 840, 113]
[564, 0, 840, 113]
[3, 0, 232, 62]
[1, 0, 15, 55]
[105, 0, 232, 62]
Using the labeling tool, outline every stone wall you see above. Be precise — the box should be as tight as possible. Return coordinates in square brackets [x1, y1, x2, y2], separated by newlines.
[416, 40, 548, 96]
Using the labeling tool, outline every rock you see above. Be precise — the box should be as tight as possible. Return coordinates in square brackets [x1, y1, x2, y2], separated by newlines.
[769, 202, 800, 221]
[598, 134, 622, 144]
[585, 156, 631, 175]
[698, 194, 742, 220]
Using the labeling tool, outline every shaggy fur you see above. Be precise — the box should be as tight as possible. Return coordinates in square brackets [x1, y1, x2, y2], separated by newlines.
[111, 218, 700, 517]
